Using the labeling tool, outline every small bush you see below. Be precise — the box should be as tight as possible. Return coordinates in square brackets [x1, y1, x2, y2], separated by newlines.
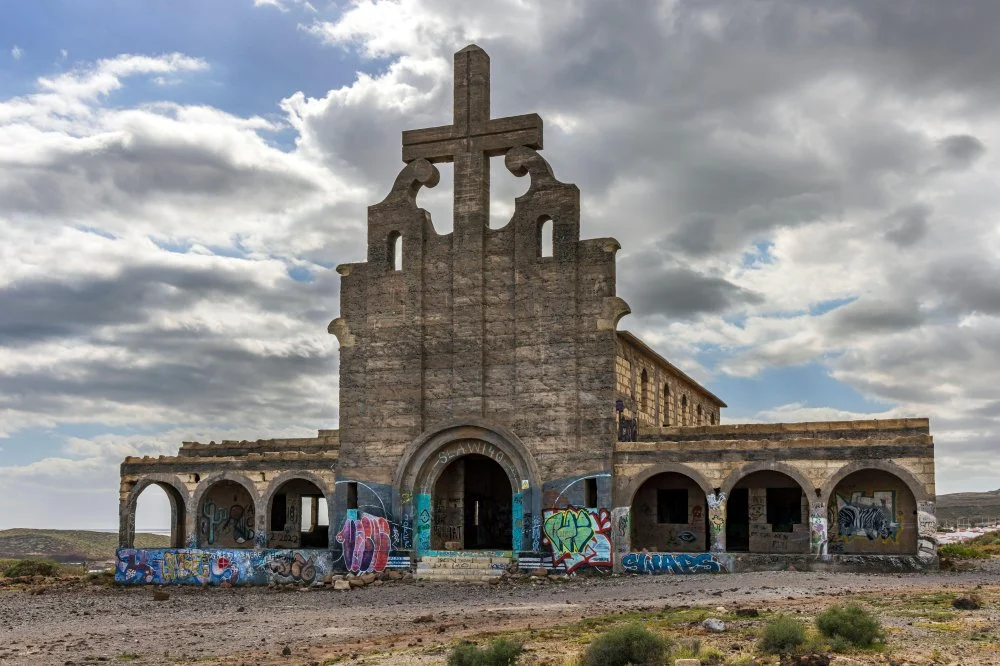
[447, 638, 523, 666]
[758, 615, 806, 654]
[580, 623, 672, 666]
[815, 604, 884, 649]
[939, 543, 989, 560]
[2, 558, 59, 578]
[952, 592, 983, 610]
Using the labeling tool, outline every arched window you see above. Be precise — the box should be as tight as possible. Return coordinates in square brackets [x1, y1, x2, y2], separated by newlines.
[662, 383, 670, 426]
[681, 395, 688, 425]
[640, 369, 649, 414]
[710, 412, 716, 425]
[387, 231, 402, 271]
[696, 404, 703, 424]
[538, 217, 553, 258]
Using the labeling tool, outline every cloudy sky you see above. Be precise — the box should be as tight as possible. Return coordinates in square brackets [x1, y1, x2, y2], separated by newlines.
[2, 0, 998, 530]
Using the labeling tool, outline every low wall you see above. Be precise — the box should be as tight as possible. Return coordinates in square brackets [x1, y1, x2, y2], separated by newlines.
[617, 551, 937, 575]
[115, 548, 410, 586]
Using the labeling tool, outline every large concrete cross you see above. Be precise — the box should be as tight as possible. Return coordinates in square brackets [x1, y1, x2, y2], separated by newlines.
[402, 44, 542, 235]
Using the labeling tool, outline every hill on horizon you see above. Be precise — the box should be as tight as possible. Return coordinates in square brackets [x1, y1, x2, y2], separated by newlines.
[0, 529, 169, 563]
[935, 488, 1000, 526]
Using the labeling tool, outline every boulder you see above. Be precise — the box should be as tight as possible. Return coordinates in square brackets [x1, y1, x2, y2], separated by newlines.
[702, 618, 726, 633]
[333, 579, 351, 591]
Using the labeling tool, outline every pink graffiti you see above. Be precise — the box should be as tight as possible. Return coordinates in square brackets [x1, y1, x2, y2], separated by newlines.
[337, 513, 391, 573]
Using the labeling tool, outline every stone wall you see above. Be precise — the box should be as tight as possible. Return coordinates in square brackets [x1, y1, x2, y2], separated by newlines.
[615, 331, 724, 427]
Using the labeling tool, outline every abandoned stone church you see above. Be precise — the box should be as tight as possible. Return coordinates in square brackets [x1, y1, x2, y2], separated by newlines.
[116, 46, 937, 585]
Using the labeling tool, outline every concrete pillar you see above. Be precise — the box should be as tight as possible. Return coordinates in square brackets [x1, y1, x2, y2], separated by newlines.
[809, 501, 828, 557]
[119, 499, 135, 549]
[916, 500, 938, 564]
[707, 491, 726, 553]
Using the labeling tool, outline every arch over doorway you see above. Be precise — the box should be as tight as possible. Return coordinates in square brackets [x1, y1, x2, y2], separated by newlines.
[192, 475, 259, 549]
[724, 467, 811, 554]
[628, 469, 712, 552]
[394, 419, 541, 553]
[825, 467, 919, 555]
[121, 474, 189, 548]
[264, 472, 332, 549]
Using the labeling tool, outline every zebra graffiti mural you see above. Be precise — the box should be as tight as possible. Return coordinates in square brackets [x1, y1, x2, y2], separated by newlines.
[833, 491, 899, 541]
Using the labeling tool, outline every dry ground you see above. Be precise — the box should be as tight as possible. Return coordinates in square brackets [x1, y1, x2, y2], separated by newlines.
[1, 561, 998, 665]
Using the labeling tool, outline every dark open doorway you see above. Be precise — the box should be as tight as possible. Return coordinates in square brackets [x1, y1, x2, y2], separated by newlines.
[432, 454, 513, 550]
[726, 487, 750, 552]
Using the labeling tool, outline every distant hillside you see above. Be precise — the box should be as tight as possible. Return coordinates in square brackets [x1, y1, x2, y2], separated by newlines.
[0, 529, 169, 562]
[936, 488, 1000, 527]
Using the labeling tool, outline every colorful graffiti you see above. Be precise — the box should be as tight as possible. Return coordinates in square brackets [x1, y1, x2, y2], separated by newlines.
[612, 506, 630, 554]
[621, 552, 724, 574]
[512, 492, 524, 551]
[337, 512, 391, 573]
[116, 549, 336, 586]
[542, 507, 612, 571]
[809, 503, 828, 555]
[707, 491, 726, 552]
[199, 499, 255, 546]
[416, 493, 431, 551]
[834, 491, 898, 541]
[266, 552, 316, 584]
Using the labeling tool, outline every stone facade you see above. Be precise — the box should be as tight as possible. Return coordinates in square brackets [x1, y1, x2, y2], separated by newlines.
[117, 45, 937, 585]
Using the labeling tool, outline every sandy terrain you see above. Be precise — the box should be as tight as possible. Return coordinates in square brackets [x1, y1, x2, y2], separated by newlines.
[2, 562, 998, 665]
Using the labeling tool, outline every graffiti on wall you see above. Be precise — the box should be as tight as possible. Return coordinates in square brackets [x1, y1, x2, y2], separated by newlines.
[612, 506, 630, 554]
[416, 493, 432, 552]
[116, 548, 335, 586]
[199, 500, 255, 546]
[809, 503, 828, 555]
[337, 512, 391, 574]
[512, 492, 524, 552]
[542, 507, 612, 571]
[833, 491, 899, 541]
[621, 552, 724, 574]
[707, 491, 726, 552]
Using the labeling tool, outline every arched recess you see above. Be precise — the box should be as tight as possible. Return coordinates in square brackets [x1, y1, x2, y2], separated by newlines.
[394, 419, 541, 553]
[263, 471, 333, 549]
[824, 466, 921, 555]
[190, 473, 261, 549]
[121, 474, 189, 548]
[722, 463, 814, 554]
[627, 468, 714, 552]
[821, 459, 930, 505]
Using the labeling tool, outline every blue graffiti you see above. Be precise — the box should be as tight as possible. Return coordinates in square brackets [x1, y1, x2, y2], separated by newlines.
[115, 548, 335, 586]
[621, 552, 723, 574]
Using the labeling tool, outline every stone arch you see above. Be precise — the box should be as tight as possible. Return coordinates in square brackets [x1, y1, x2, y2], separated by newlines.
[190, 472, 262, 549]
[821, 459, 930, 505]
[120, 474, 189, 548]
[822, 462, 924, 555]
[721, 461, 814, 554]
[618, 462, 714, 507]
[262, 470, 333, 549]
[394, 419, 541, 552]
[720, 461, 816, 504]
[622, 463, 715, 553]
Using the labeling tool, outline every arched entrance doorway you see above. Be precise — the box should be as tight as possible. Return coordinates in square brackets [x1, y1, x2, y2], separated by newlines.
[827, 469, 917, 555]
[197, 480, 256, 549]
[267, 478, 329, 549]
[394, 421, 541, 555]
[630, 471, 709, 552]
[122, 477, 188, 549]
[725, 470, 809, 554]
[432, 454, 512, 550]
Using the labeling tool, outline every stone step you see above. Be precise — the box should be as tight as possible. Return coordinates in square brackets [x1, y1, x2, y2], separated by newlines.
[417, 556, 509, 566]
[416, 560, 507, 570]
[413, 572, 500, 583]
[415, 565, 504, 576]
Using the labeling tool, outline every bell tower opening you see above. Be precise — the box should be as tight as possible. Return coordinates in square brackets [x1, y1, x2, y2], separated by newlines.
[431, 453, 513, 550]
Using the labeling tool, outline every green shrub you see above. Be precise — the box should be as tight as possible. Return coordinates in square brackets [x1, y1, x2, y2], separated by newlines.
[939, 543, 989, 560]
[2, 558, 59, 578]
[758, 615, 806, 654]
[815, 604, 885, 649]
[580, 623, 671, 666]
[447, 638, 523, 666]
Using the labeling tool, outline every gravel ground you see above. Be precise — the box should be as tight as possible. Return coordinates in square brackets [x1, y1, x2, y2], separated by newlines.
[2, 561, 998, 665]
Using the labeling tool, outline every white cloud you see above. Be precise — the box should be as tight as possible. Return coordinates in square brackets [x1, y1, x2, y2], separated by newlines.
[10, 45, 23, 60]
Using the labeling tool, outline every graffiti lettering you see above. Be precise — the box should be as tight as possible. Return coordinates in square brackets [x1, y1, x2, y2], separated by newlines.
[707, 491, 726, 552]
[199, 500, 255, 546]
[266, 552, 316, 584]
[542, 507, 612, 572]
[116, 548, 337, 586]
[337, 512, 391, 573]
[621, 552, 724, 574]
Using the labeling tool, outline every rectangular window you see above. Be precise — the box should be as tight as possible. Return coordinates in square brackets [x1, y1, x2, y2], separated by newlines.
[766, 487, 802, 532]
[584, 478, 597, 507]
[346, 482, 358, 510]
[656, 488, 688, 524]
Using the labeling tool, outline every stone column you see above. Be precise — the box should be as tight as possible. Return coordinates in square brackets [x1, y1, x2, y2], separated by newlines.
[916, 500, 938, 565]
[707, 491, 726, 553]
[809, 502, 828, 557]
[118, 498, 135, 549]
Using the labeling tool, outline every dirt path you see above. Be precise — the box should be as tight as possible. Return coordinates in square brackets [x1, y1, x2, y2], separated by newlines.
[2, 563, 998, 665]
